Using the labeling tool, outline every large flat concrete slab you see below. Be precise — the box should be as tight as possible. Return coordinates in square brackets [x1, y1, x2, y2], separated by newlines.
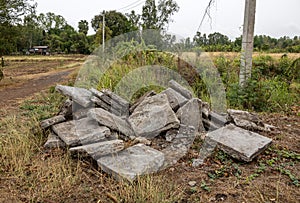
[207, 124, 272, 162]
[97, 144, 165, 181]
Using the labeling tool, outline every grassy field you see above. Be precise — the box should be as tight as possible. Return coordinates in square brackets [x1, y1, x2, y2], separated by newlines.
[0, 53, 299, 202]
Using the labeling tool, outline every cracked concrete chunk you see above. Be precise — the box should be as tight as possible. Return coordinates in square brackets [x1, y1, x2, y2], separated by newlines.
[129, 94, 180, 139]
[160, 88, 188, 111]
[56, 85, 92, 107]
[129, 90, 156, 113]
[52, 117, 112, 147]
[169, 80, 193, 99]
[176, 98, 203, 132]
[207, 124, 272, 162]
[227, 109, 276, 132]
[40, 115, 66, 129]
[88, 108, 135, 139]
[69, 140, 124, 159]
[97, 144, 165, 181]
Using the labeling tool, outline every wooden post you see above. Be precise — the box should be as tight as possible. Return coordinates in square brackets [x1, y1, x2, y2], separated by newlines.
[239, 0, 256, 87]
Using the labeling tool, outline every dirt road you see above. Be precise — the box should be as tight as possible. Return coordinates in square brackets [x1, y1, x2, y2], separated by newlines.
[0, 68, 76, 107]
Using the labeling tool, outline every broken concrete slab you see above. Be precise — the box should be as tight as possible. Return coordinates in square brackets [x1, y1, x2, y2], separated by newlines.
[129, 94, 180, 139]
[44, 131, 66, 149]
[192, 136, 217, 167]
[129, 90, 156, 113]
[52, 117, 112, 147]
[91, 96, 126, 116]
[176, 98, 203, 133]
[88, 108, 135, 139]
[162, 125, 196, 168]
[206, 124, 272, 162]
[227, 109, 276, 132]
[202, 119, 222, 132]
[97, 144, 165, 181]
[169, 80, 193, 99]
[160, 88, 188, 111]
[73, 108, 92, 120]
[56, 85, 92, 108]
[40, 115, 66, 129]
[69, 140, 124, 159]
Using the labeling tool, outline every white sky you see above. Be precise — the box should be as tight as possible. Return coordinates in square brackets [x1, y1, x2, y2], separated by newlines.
[36, 0, 300, 40]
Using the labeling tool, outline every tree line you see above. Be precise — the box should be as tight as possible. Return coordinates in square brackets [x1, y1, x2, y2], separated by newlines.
[1, 0, 299, 56]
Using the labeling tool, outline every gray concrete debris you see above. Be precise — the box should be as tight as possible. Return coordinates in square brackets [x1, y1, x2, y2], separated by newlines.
[56, 85, 92, 108]
[88, 108, 135, 140]
[44, 131, 66, 149]
[69, 140, 124, 159]
[169, 80, 193, 99]
[227, 109, 276, 132]
[192, 136, 217, 167]
[91, 96, 126, 116]
[176, 98, 203, 133]
[202, 119, 222, 132]
[97, 144, 165, 181]
[129, 90, 156, 113]
[160, 88, 188, 111]
[205, 124, 272, 162]
[58, 99, 73, 118]
[73, 108, 92, 120]
[129, 94, 180, 139]
[209, 111, 227, 126]
[52, 117, 112, 147]
[162, 125, 196, 168]
[40, 115, 66, 129]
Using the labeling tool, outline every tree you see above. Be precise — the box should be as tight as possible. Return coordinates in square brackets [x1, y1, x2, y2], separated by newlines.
[141, 0, 179, 31]
[91, 10, 134, 37]
[78, 20, 88, 35]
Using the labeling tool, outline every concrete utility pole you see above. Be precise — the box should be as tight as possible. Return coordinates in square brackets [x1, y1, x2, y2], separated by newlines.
[102, 12, 105, 53]
[239, 0, 256, 87]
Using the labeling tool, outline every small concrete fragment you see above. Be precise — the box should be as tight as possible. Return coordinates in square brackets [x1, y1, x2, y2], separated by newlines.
[52, 117, 112, 147]
[40, 115, 66, 129]
[227, 109, 276, 132]
[160, 88, 188, 111]
[58, 99, 73, 118]
[169, 80, 193, 99]
[88, 108, 135, 139]
[69, 140, 124, 159]
[129, 90, 156, 113]
[97, 144, 165, 181]
[207, 124, 272, 162]
[129, 94, 180, 139]
[209, 111, 227, 126]
[43, 131, 66, 149]
[176, 98, 203, 132]
[56, 85, 92, 107]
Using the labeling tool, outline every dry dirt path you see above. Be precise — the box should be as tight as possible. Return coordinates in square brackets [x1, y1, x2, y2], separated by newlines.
[0, 68, 77, 107]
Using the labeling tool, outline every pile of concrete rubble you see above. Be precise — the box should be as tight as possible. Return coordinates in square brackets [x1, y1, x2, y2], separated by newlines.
[41, 80, 274, 181]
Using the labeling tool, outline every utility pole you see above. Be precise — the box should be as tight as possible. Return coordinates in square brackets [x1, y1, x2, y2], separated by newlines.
[102, 11, 105, 53]
[239, 0, 256, 87]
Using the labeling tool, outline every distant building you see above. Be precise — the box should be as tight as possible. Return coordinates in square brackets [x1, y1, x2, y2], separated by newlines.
[28, 46, 50, 55]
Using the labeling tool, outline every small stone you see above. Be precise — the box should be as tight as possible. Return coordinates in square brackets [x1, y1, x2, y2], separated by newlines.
[40, 115, 66, 129]
[168, 80, 193, 99]
[132, 137, 152, 146]
[56, 85, 92, 108]
[188, 181, 197, 187]
[97, 144, 165, 182]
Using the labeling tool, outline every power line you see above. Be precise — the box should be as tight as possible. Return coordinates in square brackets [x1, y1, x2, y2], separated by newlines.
[196, 0, 216, 32]
[117, 0, 144, 12]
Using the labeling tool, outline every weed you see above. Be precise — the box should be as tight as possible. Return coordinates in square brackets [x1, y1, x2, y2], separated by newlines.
[200, 180, 211, 192]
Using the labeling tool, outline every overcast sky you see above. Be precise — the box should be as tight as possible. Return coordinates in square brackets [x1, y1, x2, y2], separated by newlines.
[36, 0, 300, 40]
